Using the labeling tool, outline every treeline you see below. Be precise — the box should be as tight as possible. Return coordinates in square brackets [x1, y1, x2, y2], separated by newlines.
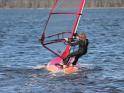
[0, 0, 54, 8]
[0, 0, 124, 8]
[87, 0, 124, 7]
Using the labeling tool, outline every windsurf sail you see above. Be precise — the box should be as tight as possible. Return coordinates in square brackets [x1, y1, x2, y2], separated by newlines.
[41, 0, 86, 58]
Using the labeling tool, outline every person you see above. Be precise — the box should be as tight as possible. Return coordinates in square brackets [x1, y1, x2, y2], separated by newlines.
[62, 32, 89, 67]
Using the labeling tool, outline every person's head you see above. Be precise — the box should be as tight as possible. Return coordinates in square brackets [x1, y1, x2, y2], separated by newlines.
[77, 32, 87, 40]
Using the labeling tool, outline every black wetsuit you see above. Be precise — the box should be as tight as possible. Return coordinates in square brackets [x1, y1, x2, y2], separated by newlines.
[63, 39, 89, 65]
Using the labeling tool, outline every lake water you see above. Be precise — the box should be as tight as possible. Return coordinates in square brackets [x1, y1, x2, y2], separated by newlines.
[0, 8, 124, 93]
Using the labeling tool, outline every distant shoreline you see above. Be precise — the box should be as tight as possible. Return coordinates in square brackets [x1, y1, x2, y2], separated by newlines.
[0, 7, 124, 10]
[86, 7, 124, 9]
[0, 0, 124, 9]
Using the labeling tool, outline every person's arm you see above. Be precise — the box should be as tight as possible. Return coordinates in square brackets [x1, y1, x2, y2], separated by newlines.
[64, 38, 79, 46]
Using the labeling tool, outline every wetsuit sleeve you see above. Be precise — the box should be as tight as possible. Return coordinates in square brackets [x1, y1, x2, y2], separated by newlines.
[83, 39, 89, 54]
[86, 39, 89, 47]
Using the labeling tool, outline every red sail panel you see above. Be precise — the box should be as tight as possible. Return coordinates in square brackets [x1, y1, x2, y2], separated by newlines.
[41, 0, 86, 57]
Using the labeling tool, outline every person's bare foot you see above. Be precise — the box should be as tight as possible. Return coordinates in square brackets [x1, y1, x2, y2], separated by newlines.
[63, 65, 68, 69]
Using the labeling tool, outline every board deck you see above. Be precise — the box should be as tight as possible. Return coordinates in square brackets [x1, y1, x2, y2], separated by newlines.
[47, 64, 78, 74]
[46, 56, 78, 74]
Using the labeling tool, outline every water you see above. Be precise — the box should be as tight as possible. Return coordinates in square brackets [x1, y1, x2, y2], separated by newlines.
[0, 8, 124, 93]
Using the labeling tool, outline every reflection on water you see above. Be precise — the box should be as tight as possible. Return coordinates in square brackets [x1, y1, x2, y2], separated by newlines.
[0, 8, 124, 93]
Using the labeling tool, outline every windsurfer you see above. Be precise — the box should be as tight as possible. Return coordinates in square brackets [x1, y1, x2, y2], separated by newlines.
[62, 32, 89, 67]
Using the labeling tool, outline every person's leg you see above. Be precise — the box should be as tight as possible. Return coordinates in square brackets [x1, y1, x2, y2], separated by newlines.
[63, 51, 79, 65]
[63, 50, 85, 65]
[63, 56, 70, 65]
[72, 52, 85, 65]
[72, 56, 79, 65]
